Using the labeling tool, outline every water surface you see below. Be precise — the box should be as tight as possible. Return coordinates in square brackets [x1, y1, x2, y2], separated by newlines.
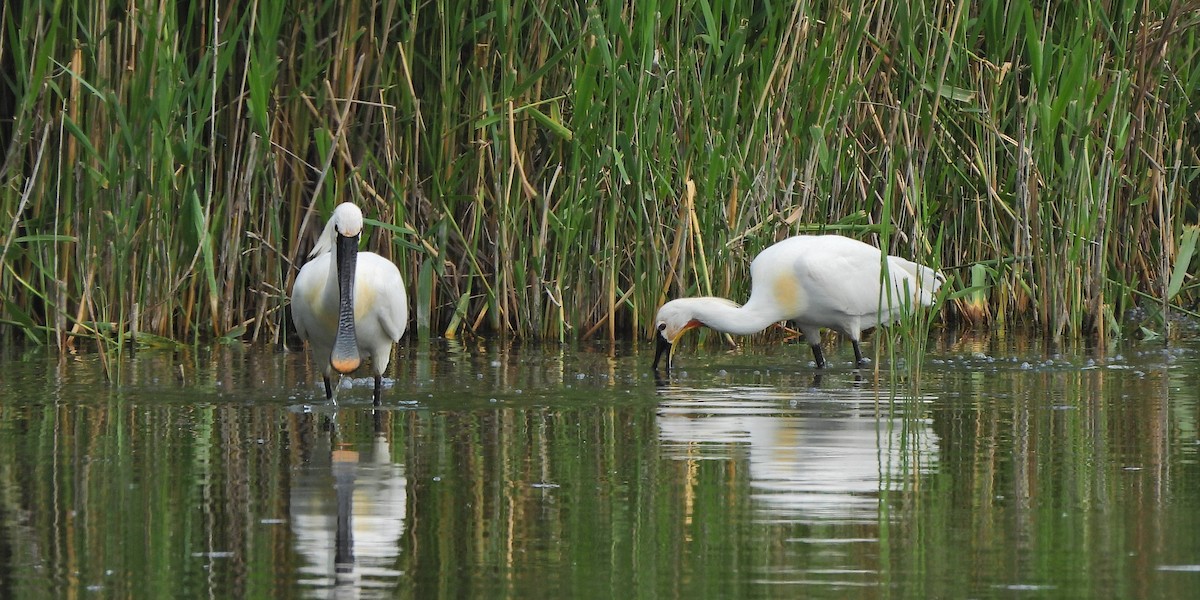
[0, 335, 1198, 598]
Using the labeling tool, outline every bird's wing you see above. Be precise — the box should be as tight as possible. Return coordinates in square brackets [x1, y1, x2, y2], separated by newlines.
[357, 253, 409, 342]
[290, 256, 331, 343]
[788, 242, 928, 317]
[791, 250, 878, 316]
[380, 270, 408, 342]
[885, 255, 943, 306]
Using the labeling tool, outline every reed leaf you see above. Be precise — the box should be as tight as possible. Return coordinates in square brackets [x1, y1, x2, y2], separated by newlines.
[1, 0, 1197, 354]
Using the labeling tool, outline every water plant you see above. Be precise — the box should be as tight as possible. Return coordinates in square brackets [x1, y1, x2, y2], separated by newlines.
[2, 0, 1197, 356]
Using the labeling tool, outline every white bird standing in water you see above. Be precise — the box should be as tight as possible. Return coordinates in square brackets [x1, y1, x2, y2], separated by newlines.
[652, 235, 942, 370]
[291, 203, 408, 404]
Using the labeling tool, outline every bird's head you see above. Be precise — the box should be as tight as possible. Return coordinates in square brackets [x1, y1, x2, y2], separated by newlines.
[310, 202, 365, 258]
[330, 202, 364, 238]
[651, 299, 705, 370]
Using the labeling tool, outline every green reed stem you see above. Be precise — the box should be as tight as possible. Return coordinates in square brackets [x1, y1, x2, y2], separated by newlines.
[1, 0, 1196, 356]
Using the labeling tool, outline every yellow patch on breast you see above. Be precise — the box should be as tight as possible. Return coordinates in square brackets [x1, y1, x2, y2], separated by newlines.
[772, 272, 803, 313]
[354, 284, 377, 319]
[303, 286, 338, 332]
[318, 307, 339, 334]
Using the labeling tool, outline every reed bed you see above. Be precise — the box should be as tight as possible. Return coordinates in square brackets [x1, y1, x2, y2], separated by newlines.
[2, 0, 1198, 354]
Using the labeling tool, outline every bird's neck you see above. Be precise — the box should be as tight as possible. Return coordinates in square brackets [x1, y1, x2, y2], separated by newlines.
[688, 297, 783, 336]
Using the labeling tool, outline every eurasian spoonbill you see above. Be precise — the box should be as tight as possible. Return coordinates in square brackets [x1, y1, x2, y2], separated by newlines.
[291, 203, 408, 404]
[652, 235, 942, 370]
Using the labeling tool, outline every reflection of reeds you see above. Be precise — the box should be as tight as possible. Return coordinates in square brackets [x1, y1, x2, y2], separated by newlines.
[2, 0, 1197, 361]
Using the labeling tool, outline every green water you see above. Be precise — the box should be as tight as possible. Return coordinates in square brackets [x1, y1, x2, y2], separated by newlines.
[0, 336, 1198, 598]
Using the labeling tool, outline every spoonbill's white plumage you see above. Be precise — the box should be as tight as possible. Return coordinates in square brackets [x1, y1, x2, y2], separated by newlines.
[291, 202, 407, 404]
[652, 235, 942, 370]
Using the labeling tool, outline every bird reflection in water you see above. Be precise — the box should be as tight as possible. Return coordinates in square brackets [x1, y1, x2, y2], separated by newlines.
[290, 409, 406, 596]
[655, 385, 937, 522]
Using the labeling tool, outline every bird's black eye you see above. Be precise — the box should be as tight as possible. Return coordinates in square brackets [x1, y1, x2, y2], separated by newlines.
[657, 323, 666, 332]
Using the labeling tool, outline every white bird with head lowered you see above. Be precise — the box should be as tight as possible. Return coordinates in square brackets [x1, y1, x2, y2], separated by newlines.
[652, 234, 942, 371]
[291, 202, 408, 404]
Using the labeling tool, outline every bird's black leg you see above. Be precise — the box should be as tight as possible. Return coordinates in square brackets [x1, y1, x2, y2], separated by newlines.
[810, 344, 827, 369]
[323, 376, 334, 400]
[852, 340, 867, 367]
[373, 374, 383, 406]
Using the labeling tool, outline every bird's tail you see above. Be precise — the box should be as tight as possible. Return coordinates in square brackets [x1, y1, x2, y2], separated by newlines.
[888, 257, 944, 307]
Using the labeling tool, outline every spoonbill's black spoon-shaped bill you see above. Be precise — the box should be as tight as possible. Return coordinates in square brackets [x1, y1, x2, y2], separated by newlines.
[652, 235, 942, 371]
[291, 203, 407, 404]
